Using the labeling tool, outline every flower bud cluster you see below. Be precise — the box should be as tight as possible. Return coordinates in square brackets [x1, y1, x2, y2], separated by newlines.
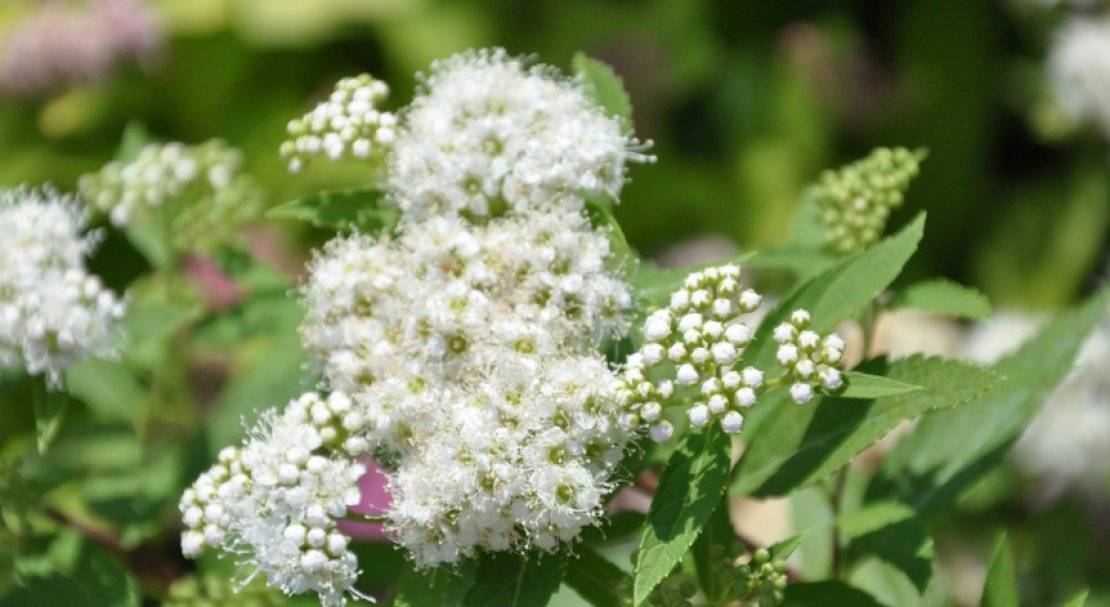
[772, 310, 845, 404]
[814, 147, 924, 255]
[179, 394, 367, 607]
[0, 186, 124, 386]
[79, 140, 262, 252]
[281, 74, 397, 173]
[387, 48, 654, 222]
[619, 264, 763, 438]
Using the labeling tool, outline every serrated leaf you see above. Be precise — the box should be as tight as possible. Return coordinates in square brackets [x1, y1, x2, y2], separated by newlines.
[981, 535, 1018, 607]
[782, 581, 885, 606]
[839, 371, 922, 399]
[635, 427, 731, 605]
[890, 278, 992, 319]
[731, 356, 1001, 498]
[564, 546, 633, 607]
[744, 214, 926, 370]
[691, 497, 733, 603]
[31, 378, 69, 453]
[394, 561, 476, 607]
[462, 551, 566, 607]
[267, 188, 399, 233]
[572, 53, 633, 131]
[873, 289, 1109, 515]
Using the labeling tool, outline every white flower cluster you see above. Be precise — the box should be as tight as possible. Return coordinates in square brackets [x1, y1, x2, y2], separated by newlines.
[79, 140, 262, 253]
[0, 187, 124, 386]
[300, 208, 633, 565]
[179, 393, 368, 607]
[772, 310, 845, 404]
[1048, 17, 1110, 137]
[280, 74, 398, 173]
[185, 48, 648, 603]
[617, 265, 845, 441]
[387, 48, 653, 221]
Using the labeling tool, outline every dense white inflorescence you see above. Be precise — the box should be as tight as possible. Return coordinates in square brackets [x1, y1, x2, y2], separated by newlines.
[179, 393, 367, 606]
[387, 48, 653, 221]
[183, 48, 650, 605]
[0, 187, 124, 386]
[1048, 17, 1110, 137]
[281, 74, 398, 173]
[617, 265, 845, 440]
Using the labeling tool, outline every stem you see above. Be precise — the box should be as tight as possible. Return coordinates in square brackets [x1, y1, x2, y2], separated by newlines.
[828, 467, 849, 577]
[343, 512, 389, 524]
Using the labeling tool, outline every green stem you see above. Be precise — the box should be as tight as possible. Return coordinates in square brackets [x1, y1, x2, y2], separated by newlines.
[343, 512, 389, 524]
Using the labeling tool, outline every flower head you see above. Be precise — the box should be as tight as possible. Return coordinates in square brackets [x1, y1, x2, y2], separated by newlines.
[0, 186, 124, 385]
[79, 140, 262, 252]
[387, 48, 652, 221]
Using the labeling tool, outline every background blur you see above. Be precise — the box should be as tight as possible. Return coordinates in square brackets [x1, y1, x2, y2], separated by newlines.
[0, 1, 1107, 606]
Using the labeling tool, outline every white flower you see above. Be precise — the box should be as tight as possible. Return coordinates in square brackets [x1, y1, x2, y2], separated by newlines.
[387, 48, 652, 221]
[721, 411, 744, 434]
[1049, 18, 1110, 137]
[688, 404, 710, 428]
[0, 186, 124, 386]
[790, 383, 814, 405]
[650, 421, 674, 443]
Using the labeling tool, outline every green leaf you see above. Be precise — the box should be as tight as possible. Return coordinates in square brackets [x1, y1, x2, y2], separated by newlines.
[635, 427, 731, 605]
[782, 581, 885, 606]
[31, 378, 69, 453]
[572, 53, 633, 131]
[1, 531, 139, 606]
[564, 546, 633, 607]
[981, 535, 1018, 607]
[64, 359, 146, 424]
[769, 535, 803, 561]
[124, 214, 173, 269]
[839, 371, 922, 399]
[731, 356, 1001, 498]
[115, 121, 153, 164]
[204, 332, 308, 455]
[462, 551, 566, 607]
[889, 278, 991, 319]
[840, 501, 935, 595]
[1061, 590, 1088, 607]
[394, 561, 476, 607]
[584, 194, 637, 275]
[691, 497, 734, 604]
[873, 289, 1109, 514]
[267, 188, 399, 233]
[744, 214, 926, 370]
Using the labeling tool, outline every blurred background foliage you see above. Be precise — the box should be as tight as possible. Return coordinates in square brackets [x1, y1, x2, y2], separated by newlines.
[0, 1, 1107, 606]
